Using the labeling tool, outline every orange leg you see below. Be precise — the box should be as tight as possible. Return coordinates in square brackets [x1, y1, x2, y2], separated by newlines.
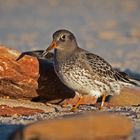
[100, 94, 107, 110]
[71, 96, 83, 111]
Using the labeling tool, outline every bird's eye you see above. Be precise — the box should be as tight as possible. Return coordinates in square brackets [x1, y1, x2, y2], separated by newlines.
[60, 35, 66, 41]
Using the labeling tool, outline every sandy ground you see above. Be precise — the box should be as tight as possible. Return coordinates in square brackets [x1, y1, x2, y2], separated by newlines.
[0, 0, 140, 139]
[0, 105, 139, 139]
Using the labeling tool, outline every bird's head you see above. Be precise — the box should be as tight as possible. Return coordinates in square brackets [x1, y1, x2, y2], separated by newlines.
[43, 29, 78, 57]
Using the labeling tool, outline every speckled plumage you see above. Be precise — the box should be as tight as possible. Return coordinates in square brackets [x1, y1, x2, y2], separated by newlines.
[43, 29, 139, 108]
[54, 47, 132, 98]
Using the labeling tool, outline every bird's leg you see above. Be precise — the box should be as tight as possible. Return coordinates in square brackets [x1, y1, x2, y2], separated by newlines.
[61, 99, 69, 108]
[71, 96, 83, 111]
[100, 94, 107, 110]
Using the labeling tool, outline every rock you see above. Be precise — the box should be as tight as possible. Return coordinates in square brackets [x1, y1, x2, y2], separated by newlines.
[0, 45, 39, 99]
[0, 105, 43, 116]
[0, 98, 54, 116]
[109, 87, 140, 106]
[12, 113, 133, 140]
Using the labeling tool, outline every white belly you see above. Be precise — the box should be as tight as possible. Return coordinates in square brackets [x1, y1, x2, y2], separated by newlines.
[56, 67, 103, 98]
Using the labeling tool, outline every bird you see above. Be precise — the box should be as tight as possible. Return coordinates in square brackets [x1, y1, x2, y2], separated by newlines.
[43, 29, 140, 111]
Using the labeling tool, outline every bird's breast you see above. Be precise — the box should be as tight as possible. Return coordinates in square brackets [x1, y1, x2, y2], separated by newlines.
[54, 60, 99, 95]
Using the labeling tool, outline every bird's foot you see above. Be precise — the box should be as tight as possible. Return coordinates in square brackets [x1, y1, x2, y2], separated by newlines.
[70, 96, 83, 112]
[70, 106, 77, 112]
[99, 106, 104, 110]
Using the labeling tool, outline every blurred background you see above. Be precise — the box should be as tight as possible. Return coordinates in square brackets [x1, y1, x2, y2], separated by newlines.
[0, 0, 140, 71]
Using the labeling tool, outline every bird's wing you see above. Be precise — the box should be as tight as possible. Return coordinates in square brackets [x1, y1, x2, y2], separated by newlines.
[83, 52, 115, 78]
[83, 52, 139, 86]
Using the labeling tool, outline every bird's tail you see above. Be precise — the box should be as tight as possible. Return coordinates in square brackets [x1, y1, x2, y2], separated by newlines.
[127, 78, 140, 87]
[115, 71, 140, 87]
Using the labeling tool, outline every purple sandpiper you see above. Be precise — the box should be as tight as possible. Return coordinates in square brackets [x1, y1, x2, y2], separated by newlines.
[43, 29, 139, 110]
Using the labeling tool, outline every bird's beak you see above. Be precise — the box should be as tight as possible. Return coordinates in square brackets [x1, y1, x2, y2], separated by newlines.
[42, 41, 57, 57]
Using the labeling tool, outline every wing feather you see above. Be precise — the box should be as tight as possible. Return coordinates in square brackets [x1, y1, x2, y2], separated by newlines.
[83, 52, 139, 86]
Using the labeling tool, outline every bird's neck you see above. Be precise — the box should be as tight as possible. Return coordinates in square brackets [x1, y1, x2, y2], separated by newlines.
[54, 47, 78, 63]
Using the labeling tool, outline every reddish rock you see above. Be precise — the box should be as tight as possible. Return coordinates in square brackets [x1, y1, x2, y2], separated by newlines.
[0, 45, 39, 99]
[0, 98, 54, 116]
[12, 113, 133, 140]
[0, 105, 43, 116]
[0, 45, 39, 82]
[109, 87, 140, 106]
